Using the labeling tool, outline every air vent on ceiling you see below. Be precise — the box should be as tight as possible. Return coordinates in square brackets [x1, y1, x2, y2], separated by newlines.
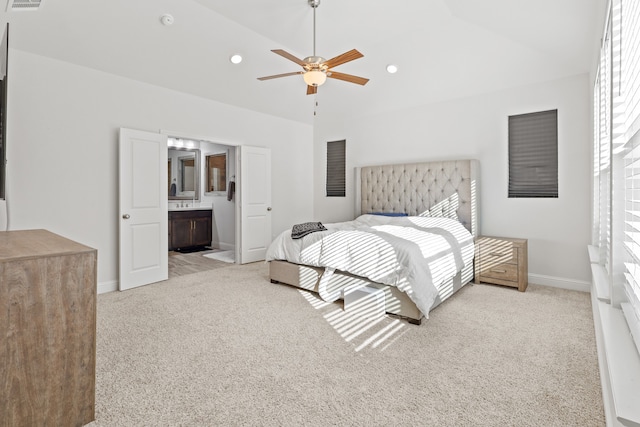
[7, 0, 43, 11]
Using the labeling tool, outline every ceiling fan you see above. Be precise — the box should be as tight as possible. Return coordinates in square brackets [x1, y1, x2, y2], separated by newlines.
[257, 0, 369, 95]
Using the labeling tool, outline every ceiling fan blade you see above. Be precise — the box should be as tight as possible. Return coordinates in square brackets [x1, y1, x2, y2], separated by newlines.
[327, 71, 369, 86]
[271, 49, 306, 66]
[306, 85, 318, 95]
[324, 49, 364, 69]
[257, 71, 303, 81]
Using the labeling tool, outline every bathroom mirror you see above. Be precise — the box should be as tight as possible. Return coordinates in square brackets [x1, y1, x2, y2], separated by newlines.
[168, 147, 200, 201]
[205, 152, 227, 193]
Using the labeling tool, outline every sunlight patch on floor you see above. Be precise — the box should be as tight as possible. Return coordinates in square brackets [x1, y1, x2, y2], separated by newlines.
[298, 289, 407, 352]
[299, 289, 334, 309]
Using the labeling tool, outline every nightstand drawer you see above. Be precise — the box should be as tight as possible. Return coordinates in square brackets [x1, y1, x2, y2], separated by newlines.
[479, 239, 518, 264]
[479, 262, 518, 282]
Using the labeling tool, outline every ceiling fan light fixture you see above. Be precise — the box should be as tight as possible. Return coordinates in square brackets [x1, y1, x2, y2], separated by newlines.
[303, 70, 327, 86]
[256, 0, 368, 94]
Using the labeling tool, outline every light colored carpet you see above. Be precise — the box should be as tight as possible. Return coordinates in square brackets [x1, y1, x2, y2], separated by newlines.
[89, 262, 604, 426]
[203, 250, 235, 264]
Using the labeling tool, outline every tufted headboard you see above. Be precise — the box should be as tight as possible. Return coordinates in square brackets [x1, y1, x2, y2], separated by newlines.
[356, 159, 479, 236]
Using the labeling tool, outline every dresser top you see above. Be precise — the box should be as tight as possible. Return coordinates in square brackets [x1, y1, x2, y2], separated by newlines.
[476, 235, 527, 245]
[0, 229, 95, 261]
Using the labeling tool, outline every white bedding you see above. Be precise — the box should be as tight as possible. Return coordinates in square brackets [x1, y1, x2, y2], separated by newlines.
[266, 214, 474, 316]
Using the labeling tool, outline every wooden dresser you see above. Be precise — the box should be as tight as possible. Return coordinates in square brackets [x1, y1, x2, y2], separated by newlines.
[474, 235, 528, 292]
[0, 229, 96, 427]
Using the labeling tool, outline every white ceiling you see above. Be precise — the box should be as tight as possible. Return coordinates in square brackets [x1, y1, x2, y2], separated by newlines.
[2, 0, 605, 125]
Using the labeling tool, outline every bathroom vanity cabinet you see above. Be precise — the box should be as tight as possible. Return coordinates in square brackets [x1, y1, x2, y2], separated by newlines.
[168, 209, 212, 251]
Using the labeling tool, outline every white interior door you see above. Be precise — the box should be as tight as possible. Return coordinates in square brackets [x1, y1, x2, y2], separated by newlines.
[239, 145, 271, 264]
[119, 128, 168, 290]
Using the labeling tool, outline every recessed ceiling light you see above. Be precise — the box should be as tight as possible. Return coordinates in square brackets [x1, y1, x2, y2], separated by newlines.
[230, 54, 243, 64]
[386, 64, 398, 74]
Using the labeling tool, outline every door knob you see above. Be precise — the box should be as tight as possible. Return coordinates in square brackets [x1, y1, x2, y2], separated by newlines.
[122, 214, 130, 219]
[267, 207, 272, 211]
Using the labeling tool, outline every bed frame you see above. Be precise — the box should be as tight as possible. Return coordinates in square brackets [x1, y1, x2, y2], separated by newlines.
[269, 159, 480, 324]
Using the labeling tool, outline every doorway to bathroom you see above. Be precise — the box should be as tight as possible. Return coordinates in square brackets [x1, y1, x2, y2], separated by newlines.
[166, 134, 237, 278]
[118, 128, 272, 290]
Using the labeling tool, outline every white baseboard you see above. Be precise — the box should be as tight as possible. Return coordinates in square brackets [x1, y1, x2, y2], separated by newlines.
[96, 273, 588, 295]
[215, 242, 235, 251]
[98, 280, 118, 294]
[528, 273, 591, 292]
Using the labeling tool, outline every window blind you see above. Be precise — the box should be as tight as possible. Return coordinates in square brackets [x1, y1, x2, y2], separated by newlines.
[624, 138, 640, 337]
[326, 139, 345, 197]
[508, 109, 558, 198]
[594, 0, 640, 357]
[599, 20, 613, 274]
[593, 76, 602, 247]
[620, 0, 640, 139]
[619, 0, 640, 346]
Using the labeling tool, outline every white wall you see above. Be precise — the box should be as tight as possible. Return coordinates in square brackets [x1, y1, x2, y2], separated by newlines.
[6, 49, 314, 289]
[314, 74, 592, 289]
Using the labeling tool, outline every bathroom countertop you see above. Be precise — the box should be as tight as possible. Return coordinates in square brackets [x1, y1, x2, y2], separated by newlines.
[168, 205, 212, 212]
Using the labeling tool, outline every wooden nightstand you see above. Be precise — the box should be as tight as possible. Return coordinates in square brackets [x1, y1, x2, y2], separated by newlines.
[474, 236, 528, 292]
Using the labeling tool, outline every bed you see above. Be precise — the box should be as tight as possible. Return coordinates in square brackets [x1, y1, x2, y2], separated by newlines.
[266, 159, 479, 324]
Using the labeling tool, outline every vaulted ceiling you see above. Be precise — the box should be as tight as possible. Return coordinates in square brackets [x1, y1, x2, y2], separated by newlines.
[2, 0, 604, 124]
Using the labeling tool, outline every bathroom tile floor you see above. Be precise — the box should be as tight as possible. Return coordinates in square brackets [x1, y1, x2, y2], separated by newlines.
[168, 249, 230, 278]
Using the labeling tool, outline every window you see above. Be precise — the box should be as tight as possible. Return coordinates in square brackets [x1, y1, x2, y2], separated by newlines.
[593, 0, 640, 357]
[326, 139, 345, 197]
[619, 0, 640, 355]
[205, 153, 227, 193]
[508, 109, 558, 198]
